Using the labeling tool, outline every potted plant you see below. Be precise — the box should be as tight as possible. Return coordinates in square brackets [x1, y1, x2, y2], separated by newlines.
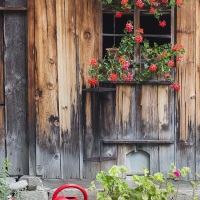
[88, 19, 185, 91]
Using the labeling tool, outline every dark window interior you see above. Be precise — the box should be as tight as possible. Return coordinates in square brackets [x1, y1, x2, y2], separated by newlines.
[102, 8, 173, 57]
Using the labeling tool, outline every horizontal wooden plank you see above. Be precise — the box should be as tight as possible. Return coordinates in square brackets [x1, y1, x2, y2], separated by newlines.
[82, 87, 116, 93]
[0, 7, 27, 11]
[103, 80, 172, 85]
[102, 140, 174, 144]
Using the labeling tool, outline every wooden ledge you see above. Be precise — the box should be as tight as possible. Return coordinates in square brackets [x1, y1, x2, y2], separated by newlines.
[102, 139, 174, 144]
[82, 87, 116, 93]
[0, 7, 27, 11]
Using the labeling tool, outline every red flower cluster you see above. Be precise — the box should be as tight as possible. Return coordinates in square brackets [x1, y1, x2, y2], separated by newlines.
[172, 44, 184, 51]
[136, 0, 144, 8]
[123, 72, 133, 81]
[90, 59, 98, 66]
[121, 0, 128, 5]
[126, 22, 133, 32]
[176, 0, 183, 6]
[159, 20, 166, 28]
[122, 60, 131, 70]
[149, 0, 155, 4]
[150, 7, 157, 13]
[137, 28, 144, 34]
[162, 0, 168, 3]
[110, 73, 118, 81]
[115, 11, 123, 18]
[135, 35, 143, 43]
[149, 64, 157, 72]
[168, 60, 174, 67]
[163, 73, 171, 81]
[88, 77, 97, 86]
[171, 83, 181, 91]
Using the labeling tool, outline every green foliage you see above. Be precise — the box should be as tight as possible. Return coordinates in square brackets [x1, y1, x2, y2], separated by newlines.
[89, 164, 200, 200]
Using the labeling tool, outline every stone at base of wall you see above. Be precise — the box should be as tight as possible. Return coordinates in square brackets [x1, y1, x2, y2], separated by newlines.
[25, 190, 49, 200]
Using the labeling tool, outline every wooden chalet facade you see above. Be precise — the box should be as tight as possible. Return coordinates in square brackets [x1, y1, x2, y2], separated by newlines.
[0, 0, 199, 180]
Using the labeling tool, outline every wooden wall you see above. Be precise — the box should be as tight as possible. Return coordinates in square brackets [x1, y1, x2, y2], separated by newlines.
[28, 0, 100, 179]
[0, 0, 199, 180]
[0, 0, 28, 175]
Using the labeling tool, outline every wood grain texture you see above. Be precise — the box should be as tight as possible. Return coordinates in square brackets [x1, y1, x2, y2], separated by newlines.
[35, 0, 60, 178]
[176, 1, 196, 178]
[4, 0, 27, 7]
[4, 11, 28, 175]
[56, 0, 79, 179]
[27, 0, 36, 176]
[196, 0, 200, 176]
[158, 86, 175, 173]
[0, 8, 3, 105]
[75, 0, 101, 179]
[0, 106, 5, 168]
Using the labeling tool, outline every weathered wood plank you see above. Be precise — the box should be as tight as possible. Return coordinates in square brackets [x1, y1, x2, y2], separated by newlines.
[56, 0, 80, 179]
[35, 0, 60, 179]
[0, 106, 5, 168]
[4, 0, 27, 7]
[115, 85, 137, 172]
[158, 86, 175, 174]
[176, 2, 196, 179]
[0, 0, 4, 169]
[196, 0, 200, 176]
[4, 11, 28, 175]
[99, 85, 117, 172]
[75, 0, 101, 179]
[0, 7, 27, 11]
[0, 1, 3, 105]
[27, 0, 36, 176]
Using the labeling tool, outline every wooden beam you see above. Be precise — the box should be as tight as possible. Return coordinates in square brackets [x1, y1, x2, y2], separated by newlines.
[0, 7, 27, 11]
[102, 140, 174, 144]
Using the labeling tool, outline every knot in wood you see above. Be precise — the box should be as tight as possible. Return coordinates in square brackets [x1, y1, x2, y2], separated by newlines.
[49, 58, 54, 64]
[47, 82, 54, 90]
[54, 119, 60, 127]
[84, 29, 92, 39]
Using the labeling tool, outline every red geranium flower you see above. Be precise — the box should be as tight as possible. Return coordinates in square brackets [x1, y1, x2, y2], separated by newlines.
[149, 0, 155, 4]
[122, 61, 131, 70]
[162, 0, 168, 3]
[136, 0, 144, 8]
[176, 0, 183, 6]
[159, 20, 166, 28]
[149, 64, 157, 72]
[149, 7, 157, 13]
[121, 0, 128, 5]
[168, 60, 175, 67]
[110, 73, 118, 81]
[90, 59, 98, 66]
[115, 12, 123, 18]
[137, 28, 144, 34]
[135, 35, 143, 43]
[123, 72, 133, 81]
[88, 78, 97, 86]
[171, 83, 181, 91]
[126, 22, 133, 32]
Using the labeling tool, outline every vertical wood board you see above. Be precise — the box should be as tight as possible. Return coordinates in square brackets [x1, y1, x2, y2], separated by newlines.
[0, 106, 5, 168]
[35, 0, 60, 178]
[0, 8, 3, 104]
[56, 0, 79, 179]
[76, 0, 101, 179]
[4, 11, 28, 175]
[27, 0, 36, 176]
[5, 0, 27, 7]
[196, 0, 200, 175]
[176, 2, 196, 178]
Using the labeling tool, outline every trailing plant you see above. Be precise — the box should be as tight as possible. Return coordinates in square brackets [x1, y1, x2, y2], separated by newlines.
[99, 0, 186, 20]
[89, 164, 200, 200]
[88, 21, 185, 91]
